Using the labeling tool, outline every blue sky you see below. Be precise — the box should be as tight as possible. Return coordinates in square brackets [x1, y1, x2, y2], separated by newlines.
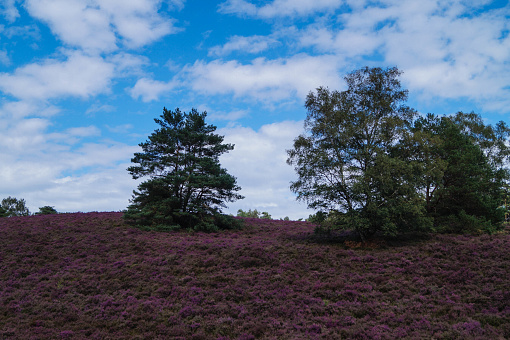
[1, 0, 509, 219]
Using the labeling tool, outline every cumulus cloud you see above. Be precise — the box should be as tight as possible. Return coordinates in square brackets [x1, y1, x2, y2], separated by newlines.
[37, 166, 136, 212]
[297, 0, 510, 111]
[107, 53, 151, 76]
[24, 0, 181, 52]
[219, 0, 342, 18]
[130, 78, 177, 102]
[183, 54, 343, 102]
[0, 50, 10, 66]
[208, 109, 249, 121]
[0, 51, 115, 100]
[0, 0, 20, 22]
[218, 120, 312, 220]
[0, 111, 139, 212]
[208, 35, 279, 56]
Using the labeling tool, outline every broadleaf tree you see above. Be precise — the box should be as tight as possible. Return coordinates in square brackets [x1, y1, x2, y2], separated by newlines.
[287, 67, 432, 240]
[125, 108, 244, 231]
[289, 67, 510, 239]
[1, 196, 30, 217]
[36, 206, 58, 215]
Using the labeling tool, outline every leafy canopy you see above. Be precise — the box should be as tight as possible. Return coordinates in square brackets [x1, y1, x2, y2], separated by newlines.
[287, 67, 431, 240]
[409, 112, 510, 233]
[124, 107, 244, 231]
[289, 67, 510, 239]
[36, 206, 58, 215]
[1, 196, 30, 217]
[237, 209, 272, 219]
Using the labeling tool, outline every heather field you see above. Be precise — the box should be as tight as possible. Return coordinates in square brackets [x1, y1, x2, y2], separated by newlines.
[1, 213, 509, 339]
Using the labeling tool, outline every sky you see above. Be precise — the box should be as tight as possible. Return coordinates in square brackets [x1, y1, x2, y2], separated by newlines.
[0, 0, 509, 220]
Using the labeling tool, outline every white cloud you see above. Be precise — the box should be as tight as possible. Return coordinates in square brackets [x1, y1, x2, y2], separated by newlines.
[106, 124, 134, 134]
[0, 51, 115, 100]
[25, 0, 116, 52]
[183, 54, 343, 102]
[219, 0, 343, 18]
[85, 103, 116, 116]
[24, 0, 181, 52]
[208, 35, 279, 56]
[219, 120, 313, 220]
[36, 166, 136, 213]
[1, 0, 20, 22]
[98, 0, 178, 48]
[130, 77, 176, 102]
[0, 111, 139, 212]
[209, 109, 249, 121]
[107, 53, 151, 76]
[0, 50, 9, 65]
[296, 0, 510, 112]
[0, 117, 51, 154]
[299, 26, 382, 57]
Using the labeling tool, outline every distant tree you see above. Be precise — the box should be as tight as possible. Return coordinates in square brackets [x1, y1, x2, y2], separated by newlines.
[125, 107, 244, 231]
[237, 209, 272, 219]
[36, 206, 58, 215]
[307, 211, 328, 224]
[237, 209, 258, 218]
[260, 211, 272, 219]
[0, 206, 8, 217]
[287, 67, 432, 240]
[1, 197, 30, 217]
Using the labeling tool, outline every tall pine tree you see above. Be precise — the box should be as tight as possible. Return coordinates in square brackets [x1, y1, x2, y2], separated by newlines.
[125, 108, 244, 231]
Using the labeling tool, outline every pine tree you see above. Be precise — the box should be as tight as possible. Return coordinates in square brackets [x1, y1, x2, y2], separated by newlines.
[125, 108, 244, 231]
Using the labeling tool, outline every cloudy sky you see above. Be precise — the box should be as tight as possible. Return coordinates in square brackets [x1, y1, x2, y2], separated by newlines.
[1, 0, 509, 219]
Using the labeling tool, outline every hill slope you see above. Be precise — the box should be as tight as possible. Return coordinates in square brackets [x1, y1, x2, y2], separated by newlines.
[1, 212, 509, 339]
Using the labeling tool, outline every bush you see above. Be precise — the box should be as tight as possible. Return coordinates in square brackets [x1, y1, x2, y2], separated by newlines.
[436, 210, 505, 235]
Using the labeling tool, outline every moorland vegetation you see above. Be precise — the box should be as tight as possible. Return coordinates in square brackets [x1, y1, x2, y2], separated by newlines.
[0, 212, 509, 339]
[1, 66, 510, 338]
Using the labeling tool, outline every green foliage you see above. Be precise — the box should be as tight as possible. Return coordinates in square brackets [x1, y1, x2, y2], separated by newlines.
[307, 211, 328, 224]
[124, 107, 244, 232]
[289, 67, 510, 238]
[410, 113, 509, 234]
[1, 196, 30, 217]
[237, 209, 272, 219]
[0, 206, 8, 218]
[36, 206, 58, 215]
[288, 67, 432, 240]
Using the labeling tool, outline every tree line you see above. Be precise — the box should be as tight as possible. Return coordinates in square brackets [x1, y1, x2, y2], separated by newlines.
[4, 67, 509, 240]
[287, 67, 510, 240]
[124, 67, 509, 239]
[0, 196, 57, 217]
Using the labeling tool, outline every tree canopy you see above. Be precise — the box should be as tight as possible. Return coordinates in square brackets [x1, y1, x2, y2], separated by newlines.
[124, 107, 244, 231]
[409, 112, 510, 233]
[36, 206, 58, 215]
[288, 66, 510, 239]
[1, 197, 30, 217]
[288, 67, 431, 240]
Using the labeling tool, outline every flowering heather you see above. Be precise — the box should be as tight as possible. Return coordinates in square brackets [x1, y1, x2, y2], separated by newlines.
[1, 212, 509, 339]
